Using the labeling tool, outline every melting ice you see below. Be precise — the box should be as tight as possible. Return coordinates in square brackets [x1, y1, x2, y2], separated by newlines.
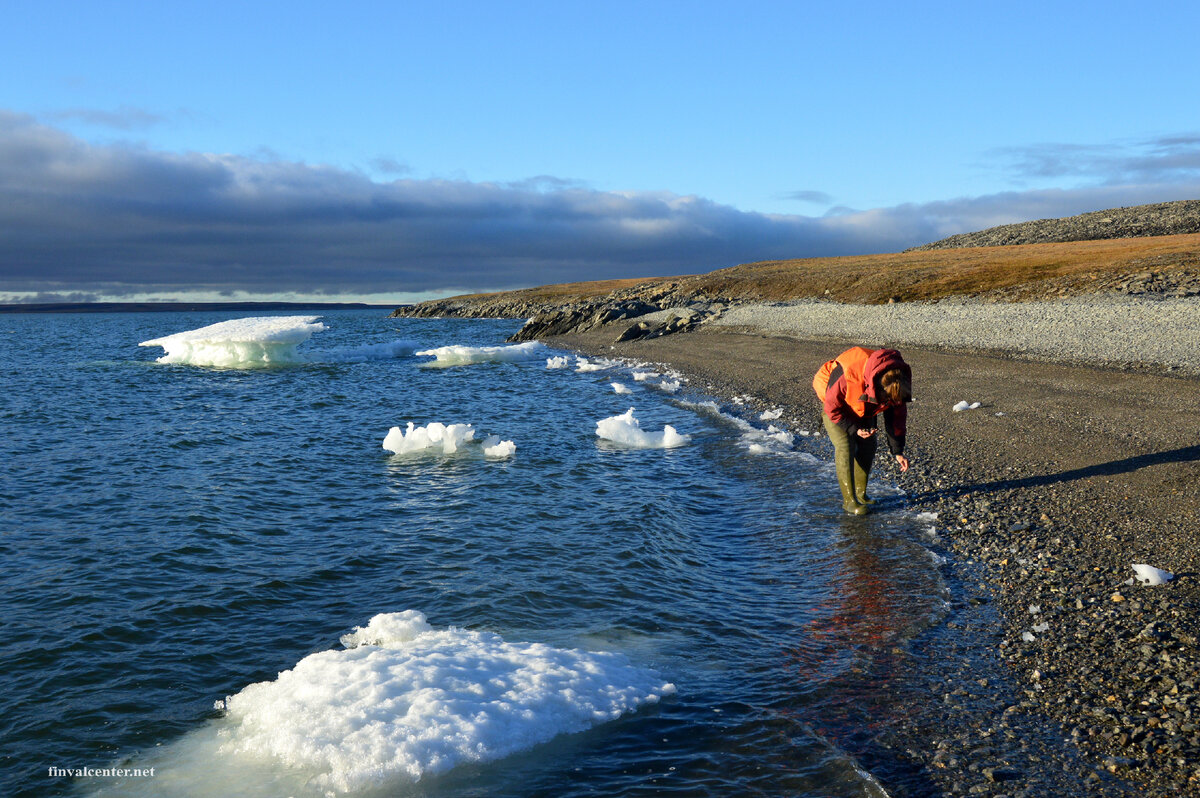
[595, 408, 690, 449]
[383, 422, 476, 455]
[138, 316, 418, 368]
[89, 612, 673, 797]
[139, 316, 328, 367]
[416, 341, 548, 366]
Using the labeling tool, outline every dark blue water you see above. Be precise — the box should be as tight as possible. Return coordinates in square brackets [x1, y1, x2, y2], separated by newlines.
[0, 310, 947, 797]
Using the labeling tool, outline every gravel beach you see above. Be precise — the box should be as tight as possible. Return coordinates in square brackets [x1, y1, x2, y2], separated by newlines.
[550, 295, 1200, 796]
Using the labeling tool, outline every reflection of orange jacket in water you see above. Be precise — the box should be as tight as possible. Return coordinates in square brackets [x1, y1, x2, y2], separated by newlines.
[812, 346, 910, 455]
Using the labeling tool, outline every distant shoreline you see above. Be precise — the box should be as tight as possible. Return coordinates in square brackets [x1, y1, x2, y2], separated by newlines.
[0, 301, 404, 314]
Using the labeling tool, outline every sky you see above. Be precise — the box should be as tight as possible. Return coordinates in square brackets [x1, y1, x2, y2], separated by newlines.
[2, 0, 1199, 304]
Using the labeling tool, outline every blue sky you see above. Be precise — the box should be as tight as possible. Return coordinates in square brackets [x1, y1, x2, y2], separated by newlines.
[2, 0, 1199, 302]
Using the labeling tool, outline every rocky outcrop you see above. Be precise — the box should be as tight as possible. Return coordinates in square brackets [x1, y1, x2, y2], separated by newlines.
[506, 301, 727, 343]
[910, 199, 1200, 250]
[392, 279, 740, 343]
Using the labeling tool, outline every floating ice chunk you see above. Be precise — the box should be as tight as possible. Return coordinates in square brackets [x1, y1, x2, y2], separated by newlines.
[631, 370, 659, 381]
[596, 408, 690, 449]
[1132, 563, 1174, 586]
[611, 382, 633, 395]
[383, 422, 476, 455]
[416, 341, 548, 366]
[653, 379, 682, 393]
[546, 356, 569, 369]
[747, 443, 770, 455]
[575, 357, 605, 373]
[324, 339, 420, 362]
[205, 611, 675, 794]
[760, 408, 783, 421]
[482, 435, 516, 458]
[139, 316, 329, 368]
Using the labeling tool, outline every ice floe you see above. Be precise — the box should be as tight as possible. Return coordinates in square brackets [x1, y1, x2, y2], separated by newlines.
[482, 435, 516, 458]
[138, 316, 419, 368]
[546, 355, 569, 369]
[416, 341, 548, 366]
[596, 408, 690, 449]
[140, 316, 328, 367]
[382, 422, 476, 455]
[611, 382, 633, 395]
[111, 611, 674, 796]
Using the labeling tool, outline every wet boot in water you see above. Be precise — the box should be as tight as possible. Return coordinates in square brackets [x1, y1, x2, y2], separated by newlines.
[837, 456, 868, 515]
[853, 460, 876, 506]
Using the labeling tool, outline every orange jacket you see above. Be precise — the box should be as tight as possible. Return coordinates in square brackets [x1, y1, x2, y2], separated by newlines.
[813, 346, 911, 454]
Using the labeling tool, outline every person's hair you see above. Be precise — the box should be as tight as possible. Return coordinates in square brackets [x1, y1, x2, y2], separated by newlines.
[880, 368, 912, 404]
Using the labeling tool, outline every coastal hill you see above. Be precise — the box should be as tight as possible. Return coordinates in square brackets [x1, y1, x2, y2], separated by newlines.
[909, 198, 1200, 250]
[393, 200, 1200, 339]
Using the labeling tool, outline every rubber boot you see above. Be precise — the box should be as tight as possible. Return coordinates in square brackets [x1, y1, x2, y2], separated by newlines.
[837, 456, 868, 516]
[853, 460, 876, 505]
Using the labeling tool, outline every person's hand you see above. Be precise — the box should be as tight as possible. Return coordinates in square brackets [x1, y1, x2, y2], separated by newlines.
[856, 428, 876, 439]
[895, 454, 910, 473]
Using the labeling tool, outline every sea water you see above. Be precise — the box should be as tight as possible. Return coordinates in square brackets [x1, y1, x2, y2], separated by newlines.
[0, 310, 948, 797]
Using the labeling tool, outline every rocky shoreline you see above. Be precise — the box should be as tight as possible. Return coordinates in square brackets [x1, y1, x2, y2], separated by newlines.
[544, 325, 1200, 796]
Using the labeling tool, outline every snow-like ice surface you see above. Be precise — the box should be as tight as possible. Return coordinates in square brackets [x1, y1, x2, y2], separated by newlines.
[546, 356, 569, 369]
[147, 611, 673, 795]
[1132, 563, 1173, 585]
[952, 401, 982, 412]
[631, 370, 659, 381]
[416, 341, 548, 366]
[139, 316, 327, 367]
[383, 422, 476, 455]
[760, 408, 783, 421]
[611, 382, 633, 395]
[595, 408, 690, 449]
[138, 316, 418, 368]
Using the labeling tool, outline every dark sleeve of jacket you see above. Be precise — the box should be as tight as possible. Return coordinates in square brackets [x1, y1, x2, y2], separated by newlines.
[882, 403, 907, 455]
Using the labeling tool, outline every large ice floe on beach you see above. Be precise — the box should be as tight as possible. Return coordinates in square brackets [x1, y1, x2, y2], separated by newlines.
[596, 408, 690, 449]
[92, 611, 673, 796]
[415, 341, 548, 367]
[138, 316, 418, 368]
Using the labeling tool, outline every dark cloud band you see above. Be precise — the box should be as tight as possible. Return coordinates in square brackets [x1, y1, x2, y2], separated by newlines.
[2, 111, 1198, 298]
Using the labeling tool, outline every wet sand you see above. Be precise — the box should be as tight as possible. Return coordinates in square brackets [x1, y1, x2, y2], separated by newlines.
[551, 325, 1200, 796]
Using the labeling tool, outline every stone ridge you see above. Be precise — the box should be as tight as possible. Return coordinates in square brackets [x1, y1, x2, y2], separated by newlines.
[910, 199, 1200, 251]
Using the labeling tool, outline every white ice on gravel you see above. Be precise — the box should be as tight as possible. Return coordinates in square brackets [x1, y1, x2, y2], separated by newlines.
[416, 341, 548, 366]
[383, 422, 476, 455]
[952, 401, 982, 412]
[595, 408, 690, 449]
[1132, 563, 1174, 585]
[759, 408, 783, 421]
[611, 382, 633, 395]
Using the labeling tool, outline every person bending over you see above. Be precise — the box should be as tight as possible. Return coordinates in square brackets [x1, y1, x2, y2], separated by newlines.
[812, 347, 913, 515]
